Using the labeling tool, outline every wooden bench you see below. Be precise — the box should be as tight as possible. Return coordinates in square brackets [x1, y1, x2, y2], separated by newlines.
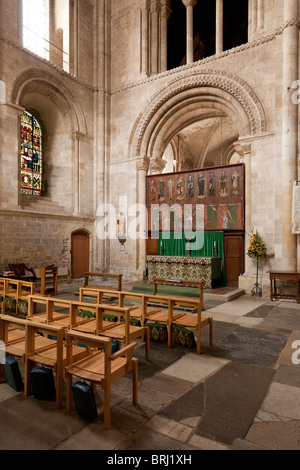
[79, 288, 212, 355]
[65, 330, 138, 429]
[83, 272, 122, 294]
[24, 320, 89, 409]
[152, 277, 205, 310]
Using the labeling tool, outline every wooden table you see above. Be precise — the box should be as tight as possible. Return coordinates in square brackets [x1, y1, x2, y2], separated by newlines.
[269, 270, 300, 303]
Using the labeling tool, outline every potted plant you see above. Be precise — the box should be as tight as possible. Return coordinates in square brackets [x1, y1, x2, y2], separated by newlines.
[247, 231, 267, 296]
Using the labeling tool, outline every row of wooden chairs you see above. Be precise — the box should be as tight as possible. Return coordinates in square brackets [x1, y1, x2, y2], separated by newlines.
[27, 295, 150, 360]
[0, 278, 35, 315]
[0, 313, 138, 429]
[79, 286, 213, 355]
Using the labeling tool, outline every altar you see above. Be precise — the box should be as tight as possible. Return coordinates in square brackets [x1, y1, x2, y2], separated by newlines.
[146, 255, 222, 289]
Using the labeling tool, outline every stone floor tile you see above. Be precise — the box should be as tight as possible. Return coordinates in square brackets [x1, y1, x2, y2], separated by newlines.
[211, 326, 289, 367]
[118, 427, 196, 450]
[260, 307, 300, 331]
[162, 353, 230, 383]
[55, 422, 130, 450]
[232, 438, 270, 450]
[141, 372, 193, 397]
[145, 414, 193, 442]
[258, 382, 300, 421]
[195, 361, 275, 446]
[0, 383, 21, 403]
[245, 421, 300, 450]
[189, 434, 229, 450]
[274, 365, 300, 388]
[276, 330, 300, 368]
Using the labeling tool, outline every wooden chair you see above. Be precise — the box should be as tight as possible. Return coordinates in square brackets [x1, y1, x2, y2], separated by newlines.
[79, 287, 161, 328]
[72, 301, 150, 361]
[24, 320, 89, 409]
[83, 272, 123, 294]
[144, 294, 213, 355]
[0, 314, 57, 384]
[3, 279, 35, 316]
[65, 329, 138, 429]
[39, 266, 58, 296]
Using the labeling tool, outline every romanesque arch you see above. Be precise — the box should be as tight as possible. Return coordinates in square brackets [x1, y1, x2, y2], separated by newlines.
[129, 69, 266, 162]
[9, 67, 87, 135]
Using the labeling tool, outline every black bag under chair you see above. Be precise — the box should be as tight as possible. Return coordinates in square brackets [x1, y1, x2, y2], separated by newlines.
[30, 366, 56, 400]
[72, 381, 98, 421]
[3, 356, 24, 392]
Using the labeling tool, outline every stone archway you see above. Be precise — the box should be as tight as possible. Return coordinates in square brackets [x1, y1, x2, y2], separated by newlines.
[131, 68, 267, 280]
[129, 68, 266, 163]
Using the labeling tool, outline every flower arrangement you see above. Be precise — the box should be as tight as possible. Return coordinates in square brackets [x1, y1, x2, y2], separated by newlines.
[247, 232, 267, 259]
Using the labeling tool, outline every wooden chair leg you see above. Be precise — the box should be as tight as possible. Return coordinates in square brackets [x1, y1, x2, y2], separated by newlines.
[56, 369, 63, 409]
[145, 327, 150, 361]
[132, 357, 138, 406]
[24, 359, 34, 396]
[209, 319, 213, 346]
[197, 327, 201, 355]
[66, 373, 73, 411]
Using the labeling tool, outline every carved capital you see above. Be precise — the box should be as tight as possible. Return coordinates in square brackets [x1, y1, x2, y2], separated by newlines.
[149, 157, 167, 174]
[137, 157, 150, 172]
[182, 0, 197, 8]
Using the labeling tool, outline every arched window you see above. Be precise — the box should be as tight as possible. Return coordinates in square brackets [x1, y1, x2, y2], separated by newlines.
[20, 110, 43, 196]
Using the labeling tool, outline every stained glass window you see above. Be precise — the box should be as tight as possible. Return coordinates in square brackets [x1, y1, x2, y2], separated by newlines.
[20, 111, 43, 196]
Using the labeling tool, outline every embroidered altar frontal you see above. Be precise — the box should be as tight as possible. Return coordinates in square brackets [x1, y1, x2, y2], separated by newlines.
[147, 256, 222, 289]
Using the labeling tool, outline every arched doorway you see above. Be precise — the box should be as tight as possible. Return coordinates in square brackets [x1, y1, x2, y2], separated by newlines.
[130, 69, 266, 287]
[71, 230, 90, 279]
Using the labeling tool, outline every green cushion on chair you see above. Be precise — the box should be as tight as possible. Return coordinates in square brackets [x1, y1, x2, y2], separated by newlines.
[0, 295, 3, 302]
[147, 323, 168, 342]
[172, 325, 196, 349]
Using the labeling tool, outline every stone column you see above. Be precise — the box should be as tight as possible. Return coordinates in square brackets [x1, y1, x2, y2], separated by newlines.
[257, 0, 264, 30]
[160, 0, 171, 72]
[150, 0, 159, 74]
[141, 0, 149, 76]
[136, 157, 150, 273]
[182, 0, 197, 64]
[281, 0, 299, 270]
[216, 0, 223, 54]
[248, 0, 257, 39]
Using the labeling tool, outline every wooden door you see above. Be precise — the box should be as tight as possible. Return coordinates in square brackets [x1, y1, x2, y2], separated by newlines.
[71, 231, 90, 279]
[224, 233, 244, 287]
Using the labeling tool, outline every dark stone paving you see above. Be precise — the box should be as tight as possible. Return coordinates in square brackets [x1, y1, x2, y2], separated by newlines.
[195, 361, 275, 445]
[274, 365, 300, 388]
[259, 307, 300, 331]
[244, 304, 276, 318]
[159, 383, 205, 422]
[0, 393, 85, 450]
[210, 326, 290, 367]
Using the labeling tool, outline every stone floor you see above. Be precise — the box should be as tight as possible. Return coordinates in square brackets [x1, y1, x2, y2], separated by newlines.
[1, 279, 300, 454]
